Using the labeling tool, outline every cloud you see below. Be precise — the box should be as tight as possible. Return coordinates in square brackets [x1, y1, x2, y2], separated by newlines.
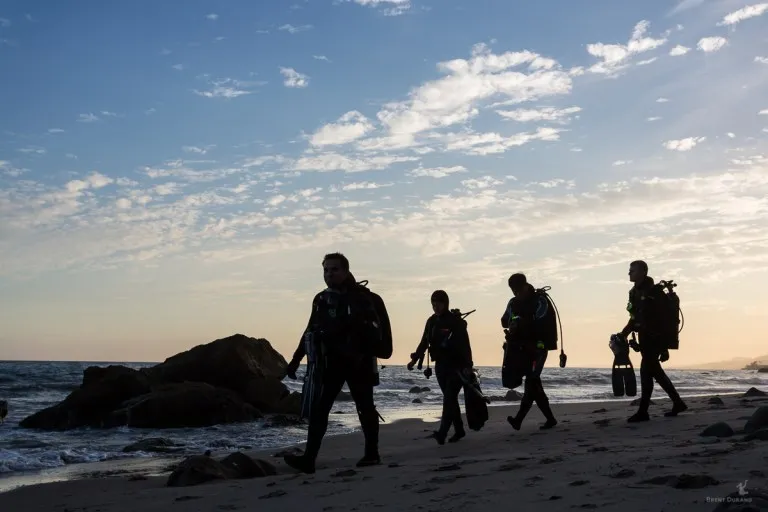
[340, 181, 392, 191]
[647, 116, 662, 122]
[77, 113, 99, 123]
[154, 182, 182, 195]
[757, 56, 768, 64]
[116, 198, 132, 209]
[206, 13, 219, 20]
[193, 77, 264, 98]
[656, 97, 669, 103]
[718, 3, 768, 26]
[48, 128, 65, 133]
[407, 165, 467, 178]
[585, 20, 667, 75]
[759, 109, 768, 115]
[697, 36, 728, 53]
[313, 55, 331, 62]
[669, 45, 690, 56]
[613, 160, 632, 166]
[664, 136, 705, 151]
[309, 111, 375, 147]
[495, 106, 581, 123]
[172, 64, 185, 71]
[142, 161, 242, 183]
[372, 42, 572, 141]
[290, 153, 418, 172]
[0, 18, 9, 28]
[182, 145, 216, 154]
[343, 0, 411, 16]
[0, 160, 27, 177]
[278, 24, 313, 33]
[437, 127, 562, 155]
[18, 146, 47, 155]
[280, 67, 309, 88]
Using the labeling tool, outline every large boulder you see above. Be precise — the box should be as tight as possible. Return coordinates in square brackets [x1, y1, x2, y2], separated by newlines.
[145, 334, 287, 393]
[108, 382, 262, 428]
[20, 334, 299, 430]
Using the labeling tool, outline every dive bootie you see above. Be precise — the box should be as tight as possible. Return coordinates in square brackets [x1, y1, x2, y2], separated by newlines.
[356, 452, 381, 467]
[627, 410, 650, 423]
[284, 454, 316, 474]
[664, 401, 688, 417]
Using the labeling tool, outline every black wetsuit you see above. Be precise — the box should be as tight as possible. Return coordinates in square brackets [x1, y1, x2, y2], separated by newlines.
[291, 283, 383, 468]
[501, 284, 556, 428]
[412, 311, 473, 440]
[622, 276, 685, 417]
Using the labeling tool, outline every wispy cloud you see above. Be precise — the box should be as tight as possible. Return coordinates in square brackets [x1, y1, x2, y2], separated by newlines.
[343, 0, 412, 16]
[585, 20, 667, 75]
[407, 165, 467, 178]
[278, 24, 313, 33]
[77, 113, 99, 123]
[664, 136, 705, 151]
[313, 55, 331, 62]
[182, 145, 216, 155]
[495, 106, 581, 123]
[205, 13, 219, 20]
[48, 128, 65, 134]
[0, 18, 10, 28]
[280, 67, 309, 88]
[717, 3, 768, 26]
[193, 77, 265, 98]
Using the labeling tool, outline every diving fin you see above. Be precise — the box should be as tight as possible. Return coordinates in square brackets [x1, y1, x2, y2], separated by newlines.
[623, 363, 637, 397]
[612, 363, 625, 397]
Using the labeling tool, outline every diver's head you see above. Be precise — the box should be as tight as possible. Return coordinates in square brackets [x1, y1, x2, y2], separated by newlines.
[322, 252, 350, 289]
[508, 273, 530, 298]
[628, 260, 648, 283]
[430, 289, 449, 315]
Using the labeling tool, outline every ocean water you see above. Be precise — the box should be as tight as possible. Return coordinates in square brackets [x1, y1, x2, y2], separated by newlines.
[0, 360, 766, 478]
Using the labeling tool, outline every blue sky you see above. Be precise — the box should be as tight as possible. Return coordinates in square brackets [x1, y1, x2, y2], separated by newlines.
[1, 0, 768, 367]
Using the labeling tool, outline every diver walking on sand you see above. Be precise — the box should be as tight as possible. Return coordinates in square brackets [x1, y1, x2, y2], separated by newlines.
[282, 253, 389, 474]
[502, 273, 558, 431]
[407, 290, 475, 444]
[617, 260, 688, 422]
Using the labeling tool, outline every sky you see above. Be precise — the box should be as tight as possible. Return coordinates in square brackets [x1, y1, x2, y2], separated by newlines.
[1, 0, 768, 368]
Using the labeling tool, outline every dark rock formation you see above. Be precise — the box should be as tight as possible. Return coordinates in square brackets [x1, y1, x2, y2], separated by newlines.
[744, 406, 768, 433]
[166, 451, 277, 487]
[700, 422, 735, 438]
[123, 437, 185, 453]
[743, 387, 767, 398]
[20, 334, 300, 430]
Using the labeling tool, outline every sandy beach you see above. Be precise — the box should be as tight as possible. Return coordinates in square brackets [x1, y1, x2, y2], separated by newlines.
[1, 392, 767, 512]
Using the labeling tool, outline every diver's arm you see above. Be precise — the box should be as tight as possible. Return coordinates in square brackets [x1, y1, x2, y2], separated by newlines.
[409, 318, 432, 366]
[286, 296, 319, 377]
[500, 298, 514, 328]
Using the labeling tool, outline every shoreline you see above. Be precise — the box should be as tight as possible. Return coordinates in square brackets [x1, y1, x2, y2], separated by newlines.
[0, 391, 751, 494]
[0, 390, 768, 502]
